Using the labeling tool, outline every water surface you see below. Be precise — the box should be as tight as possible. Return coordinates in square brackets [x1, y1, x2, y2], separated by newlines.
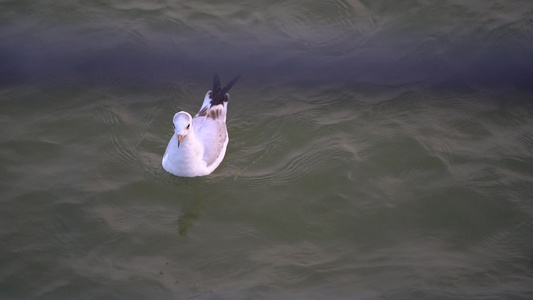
[1, 1, 533, 299]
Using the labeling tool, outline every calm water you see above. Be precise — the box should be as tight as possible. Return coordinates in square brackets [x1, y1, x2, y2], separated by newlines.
[1, 1, 533, 299]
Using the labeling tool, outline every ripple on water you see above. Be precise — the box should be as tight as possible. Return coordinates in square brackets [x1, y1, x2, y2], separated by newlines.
[110, 0, 167, 12]
[88, 94, 171, 193]
[94, 103, 137, 168]
[266, 0, 379, 54]
[229, 95, 361, 188]
[233, 132, 342, 187]
[474, 219, 533, 264]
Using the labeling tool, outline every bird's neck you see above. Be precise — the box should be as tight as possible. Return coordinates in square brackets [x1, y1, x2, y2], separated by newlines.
[176, 131, 202, 158]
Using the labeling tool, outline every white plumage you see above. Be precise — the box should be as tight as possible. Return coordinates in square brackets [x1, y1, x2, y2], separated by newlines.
[162, 74, 240, 177]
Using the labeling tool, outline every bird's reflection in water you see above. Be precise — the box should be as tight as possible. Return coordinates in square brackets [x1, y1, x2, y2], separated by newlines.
[176, 190, 205, 236]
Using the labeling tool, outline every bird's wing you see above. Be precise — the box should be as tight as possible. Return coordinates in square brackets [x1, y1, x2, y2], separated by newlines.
[193, 105, 228, 166]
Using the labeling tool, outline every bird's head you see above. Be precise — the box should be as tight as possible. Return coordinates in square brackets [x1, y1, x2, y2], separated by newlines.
[172, 112, 193, 147]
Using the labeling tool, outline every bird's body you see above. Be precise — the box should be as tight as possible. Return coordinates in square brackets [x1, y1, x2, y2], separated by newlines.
[162, 74, 239, 177]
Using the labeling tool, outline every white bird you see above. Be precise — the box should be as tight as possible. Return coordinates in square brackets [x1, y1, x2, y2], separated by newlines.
[162, 74, 240, 177]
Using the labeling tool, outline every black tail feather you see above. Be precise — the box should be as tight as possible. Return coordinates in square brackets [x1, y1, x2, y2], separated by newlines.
[210, 73, 240, 105]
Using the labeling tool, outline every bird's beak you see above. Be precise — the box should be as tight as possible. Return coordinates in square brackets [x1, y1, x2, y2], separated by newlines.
[177, 134, 183, 148]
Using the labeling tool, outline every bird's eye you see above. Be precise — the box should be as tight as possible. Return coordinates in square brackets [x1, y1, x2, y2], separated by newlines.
[186, 124, 190, 129]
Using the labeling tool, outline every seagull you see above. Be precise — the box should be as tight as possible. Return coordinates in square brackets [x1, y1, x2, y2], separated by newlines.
[162, 74, 240, 177]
